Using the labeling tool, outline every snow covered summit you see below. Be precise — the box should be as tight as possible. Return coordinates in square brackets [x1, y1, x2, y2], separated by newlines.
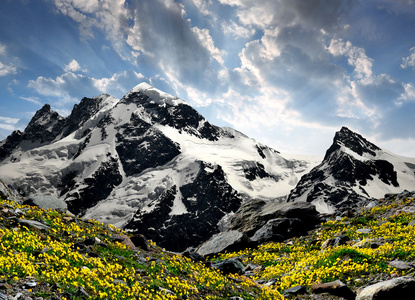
[0, 83, 318, 251]
[287, 126, 415, 214]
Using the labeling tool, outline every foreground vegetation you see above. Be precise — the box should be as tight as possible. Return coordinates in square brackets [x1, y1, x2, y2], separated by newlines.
[0, 193, 414, 299]
[0, 198, 282, 299]
[218, 194, 415, 297]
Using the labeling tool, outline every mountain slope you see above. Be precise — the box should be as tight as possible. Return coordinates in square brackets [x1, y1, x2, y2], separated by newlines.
[0, 83, 318, 251]
[287, 126, 415, 214]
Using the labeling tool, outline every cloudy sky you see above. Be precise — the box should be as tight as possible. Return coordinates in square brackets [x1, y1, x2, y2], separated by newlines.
[1, 0, 415, 157]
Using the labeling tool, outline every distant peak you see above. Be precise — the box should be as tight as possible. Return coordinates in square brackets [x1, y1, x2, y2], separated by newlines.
[324, 126, 381, 159]
[131, 82, 153, 92]
[125, 82, 187, 106]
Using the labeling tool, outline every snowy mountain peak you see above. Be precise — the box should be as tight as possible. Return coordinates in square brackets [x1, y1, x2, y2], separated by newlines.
[125, 82, 186, 106]
[0, 83, 321, 251]
[324, 126, 381, 160]
[288, 127, 415, 214]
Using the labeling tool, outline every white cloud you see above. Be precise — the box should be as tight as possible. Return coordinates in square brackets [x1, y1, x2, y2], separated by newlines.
[328, 38, 373, 79]
[219, 0, 354, 33]
[401, 46, 415, 70]
[19, 96, 43, 106]
[28, 70, 148, 106]
[0, 44, 6, 56]
[92, 70, 145, 95]
[0, 124, 17, 131]
[191, 27, 225, 64]
[0, 43, 18, 77]
[398, 83, 415, 103]
[0, 61, 17, 77]
[64, 59, 86, 72]
[0, 117, 19, 131]
[0, 117, 19, 125]
[190, 0, 213, 16]
[221, 20, 254, 39]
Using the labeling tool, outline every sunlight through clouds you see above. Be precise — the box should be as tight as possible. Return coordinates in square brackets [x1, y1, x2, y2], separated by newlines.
[1, 0, 415, 156]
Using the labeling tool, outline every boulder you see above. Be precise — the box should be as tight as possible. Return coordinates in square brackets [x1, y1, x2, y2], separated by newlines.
[182, 248, 206, 263]
[321, 235, 350, 249]
[230, 201, 320, 236]
[212, 259, 245, 275]
[111, 234, 136, 250]
[311, 280, 355, 300]
[196, 230, 251, 257]
[250, 217, 305, 244]
[356, 276, 415, 300]
[284, 285, 307, 295]
[17, 218, 50, 231]
[130, 234, 150, 251]
[388, 260, 414, 270]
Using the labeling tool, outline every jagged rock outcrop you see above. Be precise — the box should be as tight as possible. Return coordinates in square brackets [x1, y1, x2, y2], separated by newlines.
[356, 276, 415, 300]
[288, 126, 415, 214]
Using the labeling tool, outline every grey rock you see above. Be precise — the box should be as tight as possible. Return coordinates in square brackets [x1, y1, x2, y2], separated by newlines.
[251, 218, 306, 244]
[311, 280, 355, 300]
[230, 200, 320, 237]
[250, 218, 290, 244]
[158, 287, 174, 295]
[388, 260, 414, 270]
[196, 230, 250, 256]
[130, 234, 150, 251]
[409, 220, 415, 227]
[76, 287, 90, 297]
[321, 235, 350, 249]
[182, 248, 205, 262]
[353, 238, 384, 249]
[17, 218, 50, 230]
[13, 293, 24, 300]
[228, 297, 244, 300]
[113, 279, 128, 286]
[0, 292, 7, 300]
[284, 285, 307, 295]
[356, 276, 415, 300]
[213, 259, 245, 275]
[23, 281, 37, 288]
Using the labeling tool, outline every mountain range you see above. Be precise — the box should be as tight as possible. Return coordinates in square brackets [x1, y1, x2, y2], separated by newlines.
[1, 83, 414, 251]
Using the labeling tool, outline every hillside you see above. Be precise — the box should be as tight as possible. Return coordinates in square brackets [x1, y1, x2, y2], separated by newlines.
[1, 191, 415, 299]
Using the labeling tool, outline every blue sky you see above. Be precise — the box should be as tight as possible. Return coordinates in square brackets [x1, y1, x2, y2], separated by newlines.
[1, 0, 415, 157]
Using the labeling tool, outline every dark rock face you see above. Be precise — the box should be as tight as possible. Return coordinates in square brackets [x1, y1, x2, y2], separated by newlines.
[116, 113, 181, 177]
[64, 95, 114, 138]
[212, 259, 245, 275]
[324, 126, 380, 159]
[288, 126, 400, 211]
[121, 92, 221, 141]
[0, 130, 23, 162]
[22, 104, 65, 145]
[66, 157, 123, 215]
[250, 217, 304, 244]
[125, 162, 243, 252]
[230, 201, 320, 237]
[243, 162, 272, 181]
[196, 230, 251, 257]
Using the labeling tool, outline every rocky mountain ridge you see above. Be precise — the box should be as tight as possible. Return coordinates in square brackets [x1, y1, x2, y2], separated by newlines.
[0, 83, 319, 251]
[287, 126, 415, 214]
[1, 83, 415, 251]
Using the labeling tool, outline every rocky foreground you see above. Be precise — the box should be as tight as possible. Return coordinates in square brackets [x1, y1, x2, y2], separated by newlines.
[1, 191, 415, 299]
